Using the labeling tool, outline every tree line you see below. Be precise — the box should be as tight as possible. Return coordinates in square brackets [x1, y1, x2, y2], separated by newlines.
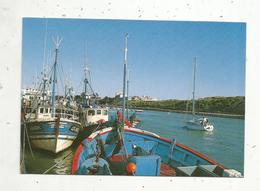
[95, 96, 245, 115]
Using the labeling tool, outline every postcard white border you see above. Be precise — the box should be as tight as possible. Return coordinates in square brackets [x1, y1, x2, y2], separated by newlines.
[0, 0, 260, 191]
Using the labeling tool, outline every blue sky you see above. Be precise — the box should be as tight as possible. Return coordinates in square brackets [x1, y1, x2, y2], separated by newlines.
[22, 18, 246, 100]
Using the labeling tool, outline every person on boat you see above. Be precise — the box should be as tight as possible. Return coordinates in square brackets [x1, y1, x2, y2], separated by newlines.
[117, 111, 132, 127]
[202, 117, 208, 126]
[117, 111, 123, 121]
[129, 112, 136, 123]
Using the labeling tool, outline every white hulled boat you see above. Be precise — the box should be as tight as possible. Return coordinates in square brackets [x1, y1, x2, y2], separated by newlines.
[79, 51, 108, 128]
[186, 58, 214, 132]
[23, 38, 82, 153]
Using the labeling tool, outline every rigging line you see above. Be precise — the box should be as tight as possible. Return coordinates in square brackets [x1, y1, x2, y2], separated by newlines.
[42, 151, 73, 174]
[88, 70, 94, 93]
[75, 80, 84, 97]
[42, 19, 48, 72]
[57, 65, 65, 94]
[25, 122, 34, 158]
[21, 81, 46, 161]
[59, 55, 66, 87]
[20, 114, 26, 166]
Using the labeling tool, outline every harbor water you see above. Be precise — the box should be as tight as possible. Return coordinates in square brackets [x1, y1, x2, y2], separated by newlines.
[22, 110, 244, 175]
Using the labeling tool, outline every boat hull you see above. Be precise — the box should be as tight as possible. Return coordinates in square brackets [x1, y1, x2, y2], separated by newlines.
[186, 120, 214, 132]
[27, 119, 81, 153]
[71, 127, 237, 176]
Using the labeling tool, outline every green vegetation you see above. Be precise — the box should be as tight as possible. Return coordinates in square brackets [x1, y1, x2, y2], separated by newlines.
[98, 96, 245, 116]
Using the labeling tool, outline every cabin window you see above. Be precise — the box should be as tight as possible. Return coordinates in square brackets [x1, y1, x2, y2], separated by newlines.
[88, 110, 95, 116]
[40, 108, 44, 113]
[97, 110, 101, 115]
[103, 110, 108, 115]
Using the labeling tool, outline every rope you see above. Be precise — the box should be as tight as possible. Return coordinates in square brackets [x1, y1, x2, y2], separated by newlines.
[42, 151, 73, 174]
[24, 122, 34, 158]
[20, 115, 26, 167]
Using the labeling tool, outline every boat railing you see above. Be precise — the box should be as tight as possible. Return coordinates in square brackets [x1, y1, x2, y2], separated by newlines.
[24, 106, 80, 122]
[54, 109, 79, 121]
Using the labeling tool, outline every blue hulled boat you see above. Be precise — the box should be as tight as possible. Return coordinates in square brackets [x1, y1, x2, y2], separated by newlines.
[71, 125, 241, 177]
[24, 38, 82, 153]
[26, 106, 81, 153]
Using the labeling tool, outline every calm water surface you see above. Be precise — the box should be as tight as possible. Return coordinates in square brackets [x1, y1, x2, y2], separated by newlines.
[23, 110, 244, 174]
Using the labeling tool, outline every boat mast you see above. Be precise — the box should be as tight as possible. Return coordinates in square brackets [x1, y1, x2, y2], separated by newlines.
[192, 57, 197, 119]
[83, 63, 89, 107]
[122, 33, 128, 124]
[83, 42, 94, 107]
[126, 70, 130, 119]
[42, 19, 48, 103]
[42, 73, 48, 103]
[51, 37, 62, 117]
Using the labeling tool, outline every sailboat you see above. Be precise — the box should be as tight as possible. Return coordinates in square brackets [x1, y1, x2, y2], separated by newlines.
[186, 58, 214, 132]
[23, 38, 82, 153]
[71, 35, 240, 177]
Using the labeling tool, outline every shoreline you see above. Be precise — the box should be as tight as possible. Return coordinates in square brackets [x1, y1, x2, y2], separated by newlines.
[130, 107, 244, 119]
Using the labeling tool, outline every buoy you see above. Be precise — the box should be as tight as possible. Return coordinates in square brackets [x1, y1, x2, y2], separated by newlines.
[126, 162, 136, 174]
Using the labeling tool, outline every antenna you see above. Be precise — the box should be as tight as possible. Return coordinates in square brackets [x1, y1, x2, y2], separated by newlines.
[52, 36, 62, 50]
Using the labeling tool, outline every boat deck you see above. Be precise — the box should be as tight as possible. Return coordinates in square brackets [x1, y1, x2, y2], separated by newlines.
[108, 155, 176, 176]
[160, 163, 176, 176]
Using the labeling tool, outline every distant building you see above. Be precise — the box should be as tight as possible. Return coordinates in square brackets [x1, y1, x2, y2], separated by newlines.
[21, 88, 51, 103]
[115, 91, 130, 100]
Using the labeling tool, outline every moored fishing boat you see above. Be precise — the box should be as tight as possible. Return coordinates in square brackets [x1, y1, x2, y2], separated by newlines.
[23, 38, 82, 153]
[71, 124, 241, 177]
[78, 52, 109, 128]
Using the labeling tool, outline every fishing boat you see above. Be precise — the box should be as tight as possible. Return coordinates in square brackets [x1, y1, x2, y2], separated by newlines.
[78, 54, 109, 128]
[186, 58, 214, 132]
[23, 38, 82, 153]
[71, 125, 241, 177]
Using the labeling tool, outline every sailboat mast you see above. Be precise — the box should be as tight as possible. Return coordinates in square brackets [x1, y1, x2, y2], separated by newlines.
[122, 33, 128, 124]
[192, 57, 197, 118]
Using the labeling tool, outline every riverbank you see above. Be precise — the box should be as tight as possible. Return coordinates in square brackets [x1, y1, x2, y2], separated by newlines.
[130, 107, 244, 119]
